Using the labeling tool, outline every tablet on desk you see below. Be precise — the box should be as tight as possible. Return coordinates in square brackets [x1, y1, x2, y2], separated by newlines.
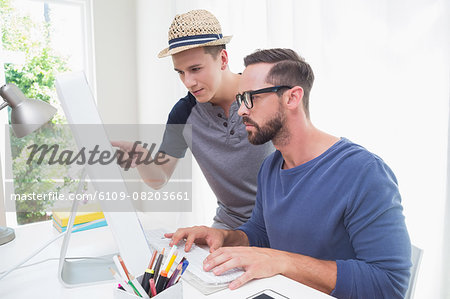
[247, 289, 290, 299]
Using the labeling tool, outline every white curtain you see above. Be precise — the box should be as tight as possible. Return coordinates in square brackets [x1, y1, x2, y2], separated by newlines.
[136, 0, 450, 297]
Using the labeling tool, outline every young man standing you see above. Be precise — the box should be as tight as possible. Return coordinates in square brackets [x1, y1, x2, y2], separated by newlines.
[167, 48, 411, 298]
[113, 10, 274, 229]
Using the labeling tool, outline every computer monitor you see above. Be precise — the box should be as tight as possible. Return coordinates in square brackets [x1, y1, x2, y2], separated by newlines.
[55, 71, 151, 286]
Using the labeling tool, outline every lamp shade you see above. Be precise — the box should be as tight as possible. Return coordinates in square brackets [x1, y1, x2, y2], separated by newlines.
[0, 83, 57, 246]
[0, 83, 57, 137]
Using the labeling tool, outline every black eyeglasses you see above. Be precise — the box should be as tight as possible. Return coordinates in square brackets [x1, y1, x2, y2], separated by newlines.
[235, 85, 292, 109]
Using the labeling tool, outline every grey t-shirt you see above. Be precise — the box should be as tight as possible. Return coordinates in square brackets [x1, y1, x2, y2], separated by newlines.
[159, 92, 274, 229]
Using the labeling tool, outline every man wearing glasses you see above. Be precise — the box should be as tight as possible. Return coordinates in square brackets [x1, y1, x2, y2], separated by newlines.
[167, 48, 411, 298]
[112, 9, 274, 229]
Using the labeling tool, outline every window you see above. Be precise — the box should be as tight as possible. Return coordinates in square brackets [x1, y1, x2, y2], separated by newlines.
[0, 0, 94, 225]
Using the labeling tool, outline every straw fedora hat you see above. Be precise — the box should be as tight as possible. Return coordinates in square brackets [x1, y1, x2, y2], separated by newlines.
[158, 9, 232, 58]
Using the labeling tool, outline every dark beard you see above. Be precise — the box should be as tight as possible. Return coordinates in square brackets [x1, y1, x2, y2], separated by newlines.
[243, 112, 285, 145]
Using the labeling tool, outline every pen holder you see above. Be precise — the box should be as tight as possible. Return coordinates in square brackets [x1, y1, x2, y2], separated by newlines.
[113, 275, 183, 299]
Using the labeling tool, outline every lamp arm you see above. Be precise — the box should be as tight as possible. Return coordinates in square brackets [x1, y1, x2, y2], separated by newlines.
[0, 229, 67, 280]
[0, 101, 8, 110]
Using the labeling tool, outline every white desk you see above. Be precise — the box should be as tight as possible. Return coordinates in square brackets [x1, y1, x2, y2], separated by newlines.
[0, 221, 332, 299]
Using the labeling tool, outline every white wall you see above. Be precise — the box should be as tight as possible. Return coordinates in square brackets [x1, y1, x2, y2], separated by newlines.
[135, 0, 217, 229]
[305, 3, 449, 298]
[91, 0, 217, 229]
[444, 112, 450, 298]
[92, 0, 138, 125]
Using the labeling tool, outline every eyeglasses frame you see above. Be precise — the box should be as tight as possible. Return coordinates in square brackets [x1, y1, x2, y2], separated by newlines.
[235, 85, 293, 109]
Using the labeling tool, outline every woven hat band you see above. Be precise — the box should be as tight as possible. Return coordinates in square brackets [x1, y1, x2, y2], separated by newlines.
[169, 33, 224, 50]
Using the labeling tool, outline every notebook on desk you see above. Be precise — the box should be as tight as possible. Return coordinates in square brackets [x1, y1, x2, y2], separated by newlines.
[145, 228, 244, 295]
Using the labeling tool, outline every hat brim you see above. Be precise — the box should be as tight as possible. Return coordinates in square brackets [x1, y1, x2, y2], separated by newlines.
[158, 35, 232, 58]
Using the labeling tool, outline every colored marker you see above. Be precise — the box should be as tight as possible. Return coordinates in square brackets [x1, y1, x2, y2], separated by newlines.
[109, 267, 134, 295]
[116, 255, 144, 297]
[165, 262, 182, 289]
[142, 250, 158, 293]
[130, 274, 150, 299]
[161, 245, 177, 271]
[155, 270, 169, 294]
[148, 249, 158, 269]
[118, 255, 131, 281]
[141, 269, 154, 294]
[180, 259, 189, 275]
[127, 279, 142, 297]
[113, 255, 129, 282]
[164, 250, 178, 273]
[176, 260, 189, 283]
[153, 248, 165, 283]
[149, 278, 157, 297]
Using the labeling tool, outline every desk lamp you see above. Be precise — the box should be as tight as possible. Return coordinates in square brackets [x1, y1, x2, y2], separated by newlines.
[0, 83, 57, 245]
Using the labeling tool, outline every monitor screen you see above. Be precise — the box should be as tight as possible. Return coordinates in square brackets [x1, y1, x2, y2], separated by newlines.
[55, 71, 151, 276]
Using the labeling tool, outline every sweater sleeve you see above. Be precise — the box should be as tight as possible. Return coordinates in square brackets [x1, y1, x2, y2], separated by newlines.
[331, 159, 412, 299]
[236, 165, 270, 248]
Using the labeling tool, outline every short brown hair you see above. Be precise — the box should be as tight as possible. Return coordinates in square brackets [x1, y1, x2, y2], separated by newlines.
[204, 45, 226, 59]
[244, 48, 314, 118]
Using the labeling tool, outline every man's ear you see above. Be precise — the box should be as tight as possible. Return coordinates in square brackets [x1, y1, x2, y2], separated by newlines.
[220, 49, 228, 70]
[285, 86, 304, 110]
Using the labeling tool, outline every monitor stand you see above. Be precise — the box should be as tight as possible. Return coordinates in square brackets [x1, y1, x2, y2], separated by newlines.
[57, 168, 117, 287]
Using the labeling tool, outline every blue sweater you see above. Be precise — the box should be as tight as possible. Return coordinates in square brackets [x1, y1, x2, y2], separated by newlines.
[238, 138, 411, 299]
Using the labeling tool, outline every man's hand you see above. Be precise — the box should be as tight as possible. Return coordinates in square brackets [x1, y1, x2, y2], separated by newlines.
[203, 247, 285, 290]
[164, 226, 226, 253]
[111, 140, 148, 169]
[111, 140, 178, 189]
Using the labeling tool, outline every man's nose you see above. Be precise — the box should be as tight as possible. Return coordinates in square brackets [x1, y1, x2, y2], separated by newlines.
[184, 73, 197, 88]
[238, 102, 249, 116]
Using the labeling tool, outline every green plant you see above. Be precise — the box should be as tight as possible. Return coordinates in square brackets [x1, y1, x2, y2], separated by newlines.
[1, 0, 78, 224]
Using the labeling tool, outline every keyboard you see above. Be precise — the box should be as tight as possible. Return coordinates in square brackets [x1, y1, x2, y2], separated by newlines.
[145, 229, 244, 287]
